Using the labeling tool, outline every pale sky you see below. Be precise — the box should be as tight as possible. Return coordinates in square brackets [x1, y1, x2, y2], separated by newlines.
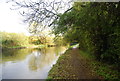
[0, 0, 118, 36]
[0, 0, 30, 35]
[0, 0, 72, 36]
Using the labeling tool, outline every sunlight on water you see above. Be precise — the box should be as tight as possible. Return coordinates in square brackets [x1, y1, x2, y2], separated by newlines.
[1, 47, 67, 79]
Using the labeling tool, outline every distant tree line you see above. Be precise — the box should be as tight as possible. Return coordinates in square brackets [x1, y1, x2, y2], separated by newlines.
[1, 32, 29, 47]
[1, 31, 66, 47]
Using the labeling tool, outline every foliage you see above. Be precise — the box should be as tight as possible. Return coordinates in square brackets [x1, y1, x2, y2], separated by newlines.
[1, 32, 29, 47]
[29, 31, 54, 45]
[1, 31, 56, 47]
[79, 50, 119, 79]
[53, 2, 120, 64]
[53, 36, 68, 46]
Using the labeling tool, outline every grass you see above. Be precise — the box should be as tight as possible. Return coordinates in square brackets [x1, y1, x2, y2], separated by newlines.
[91, 62, 119, 79]
[2, 44, 47, 49]
[68, 44, 79, 49]
[47, 49, 70, 80]
[79, 50, 119, 80]
[2, 45, 24, 49]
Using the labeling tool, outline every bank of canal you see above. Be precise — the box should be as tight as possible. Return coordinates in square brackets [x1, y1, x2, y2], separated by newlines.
[47, 48, 119, 80]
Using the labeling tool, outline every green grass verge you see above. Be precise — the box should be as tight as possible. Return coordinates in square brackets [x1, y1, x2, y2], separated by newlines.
[2, 44, 46, 49]
[47, 49, 70, 80]
[79, 50, 119, 80]
[68, 44, 79, 49]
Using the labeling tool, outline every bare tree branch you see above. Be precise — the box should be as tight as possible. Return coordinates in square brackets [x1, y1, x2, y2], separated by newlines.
[8, 0, 73, 34]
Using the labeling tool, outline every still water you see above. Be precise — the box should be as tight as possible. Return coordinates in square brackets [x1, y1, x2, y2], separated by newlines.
[1, 47, 67, 79]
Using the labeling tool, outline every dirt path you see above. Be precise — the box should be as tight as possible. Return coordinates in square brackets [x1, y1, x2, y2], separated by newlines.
[48, 48, 101, 79]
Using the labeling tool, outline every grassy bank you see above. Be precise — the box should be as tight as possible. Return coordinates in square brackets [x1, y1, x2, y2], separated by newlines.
[47, 49, 70, 80]
[1, 44, 46, 49]
[79, 51, 119, 80]
[47, 48, 119, 80]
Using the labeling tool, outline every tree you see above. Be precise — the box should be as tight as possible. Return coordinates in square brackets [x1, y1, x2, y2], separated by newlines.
[52, 2, 120, 64]
[1, 32, 29, 47]
[8, 0, 73, 34]
[29, 30, 54, 45]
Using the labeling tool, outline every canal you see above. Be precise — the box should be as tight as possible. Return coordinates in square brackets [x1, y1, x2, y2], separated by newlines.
[1, 47, 67, 79]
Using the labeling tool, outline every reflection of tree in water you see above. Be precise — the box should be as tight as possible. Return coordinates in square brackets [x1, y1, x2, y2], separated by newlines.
[2, 49, 32, 62]
[28, 47, 67, 71]
[28, 51, 40, 71]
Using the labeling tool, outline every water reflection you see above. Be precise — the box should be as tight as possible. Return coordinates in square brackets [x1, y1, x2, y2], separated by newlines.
[28, 51, 41, 71]
[29, 47, 67, 71]
[1, 47, 67, 79]
[2, 49, 32, 62]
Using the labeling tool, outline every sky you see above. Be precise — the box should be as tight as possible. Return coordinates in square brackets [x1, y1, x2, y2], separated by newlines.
[0, 0, 30, 35]
[0, 0, 118, 36]
[0, 0, 72, 36]
[0, 0, 69, 36]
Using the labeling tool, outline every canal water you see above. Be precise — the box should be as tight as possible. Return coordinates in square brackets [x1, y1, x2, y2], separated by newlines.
[1, 47, 67, 79]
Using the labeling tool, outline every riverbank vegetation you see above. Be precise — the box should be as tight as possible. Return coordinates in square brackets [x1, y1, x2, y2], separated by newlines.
[1, 32, 29, 48]
[0, 32, 46, 48]
[1, 31, 67, 49]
